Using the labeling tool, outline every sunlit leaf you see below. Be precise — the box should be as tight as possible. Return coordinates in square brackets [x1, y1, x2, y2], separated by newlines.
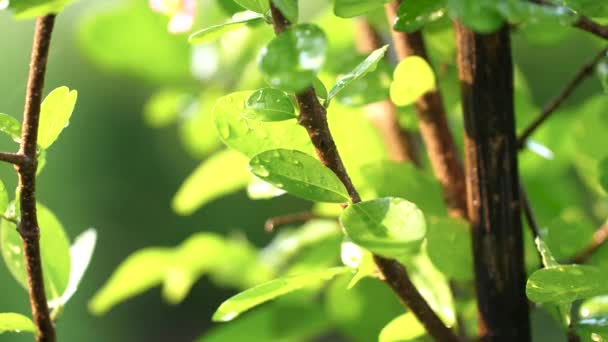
[213, 92, 312, 157]
[271, 0, 298, 23]
[379, 312, 425, 342]
[0, 313, 35, 334]
[0, 113, 21, 141]
[327, 45, 388, 103]
[173, 149, 250, 215]
[8, 0, 74, 19]
[143, 89, 189, 128]
[38, 87, 78, 149]
[259, 24, 327, 92]
[340, 197, 426, 258]
[527, 265, 608, 304]
[233, 0, 269, 14]
[426, 217, 473, 281]
[334, 0, 391, 18]
[244, 88, 296, 122]
[390, 56, 436, 107]
[0, 203, 71, 302]
[212, 267, 350, 322]
[395, 0, 447, 32]
[573, 315, 608, 342]
[189, 13, 264, 45]
[249, 149, 350, 203]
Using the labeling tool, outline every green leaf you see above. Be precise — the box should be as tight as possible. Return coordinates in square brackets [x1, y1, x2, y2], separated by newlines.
[50, 229, 97, 308]
[143, 89, 189, 128]
[390, 56, 436, 107]
[527, 265, 608, 304]
[561, 0, 608, 18]
[580, 296, 608, 319]
[340, 241, 376, 288]
[535, 237, 559, 268]
[379, 312, 425, 342]
[447, 0, 504, 33]
[259, 24, 328, 92]
[426, 217, 473, 281]
[212, 267, 350, 322]
[249, 149, 350, 203]
[233, 0, 270, 14]
[327, 45, 389, 103]
[0, 313, 35, 334]
[574, 315, 608, 342]
[340, 197, 427, 258]
[271, 0, 298, 23]
[213, 91, 312, 157]
[0, 114, 21, 141]
[38, 87, 78, 149]
[334, 0, 391, 18]
[189, 14, 265, 45]
[395, 0, 447, 32]
[0, 203, 71, 302]
[0, 179, 8, 216]
[8, 0, 74, 19]
[247, 176, 286, 199]
[599, 158, 608, 194]
[244, 88, 296, 122]
[173, 149, 250, 215]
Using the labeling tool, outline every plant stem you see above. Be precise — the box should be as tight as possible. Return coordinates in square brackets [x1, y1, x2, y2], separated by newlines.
[269, 4, 459, 341]
[0, 152, 26, 165]
[354, 19, 420, 164]
[16, 15, 57, 342]
[518, 46, 607, 148]
[530, 0, 608, 40]
[455, 22, 530, 341]
[571, 224, 608, 264]
[385, 1, 468, 219]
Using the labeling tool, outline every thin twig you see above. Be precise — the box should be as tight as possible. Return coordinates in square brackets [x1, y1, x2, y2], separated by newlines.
[354, 19, 420, 164]
[530, 0, 608, 40]
[0, 152, 26, 165]
[269, 4, 459, 341]
[16, 15, 57, 342]
[518, 46, 608, 148]
[571, 224, 608, 264]
[385, 1, 468, 219]
[264, 212, 325, 232]
[520, 186, 541, 240]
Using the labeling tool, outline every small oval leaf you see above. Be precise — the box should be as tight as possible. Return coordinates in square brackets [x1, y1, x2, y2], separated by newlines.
[38, 86, 78, 149]
[0, 313, 36, 334]
[390, 56, 436, 107]
[249, 149, 350, 203]
[189, 13, 264, 45]
[526, 265, 608, 304]
[0, 113, 21, 141]
[244, 88, 296, 122]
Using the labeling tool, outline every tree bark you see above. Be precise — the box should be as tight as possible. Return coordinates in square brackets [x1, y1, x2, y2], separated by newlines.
[455, 23, 531, 341]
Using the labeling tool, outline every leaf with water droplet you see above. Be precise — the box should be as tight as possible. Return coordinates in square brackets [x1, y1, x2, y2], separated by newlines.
[213, 92, 313, 157]
[0, 313, 35, 334]
[244, 88, 296, 122]
[390, 56, 436, 107]
[271, 0, 298, 23]
[0, 203, 71, 302]
[327, 45, 389, 103]
[189, 12, 264, 45]
[340, 197, 426, 258]
[395, 0, 446, 32]
[259, 24, 327, 92]
[38, 86, 78, 149]
[527, 265, 608, 304]
[212, 267, 351, 322]
[249, 149, 350, 203]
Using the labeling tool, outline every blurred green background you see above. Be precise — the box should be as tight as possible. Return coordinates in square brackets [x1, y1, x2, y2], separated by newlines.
[0, 0, 606, 341]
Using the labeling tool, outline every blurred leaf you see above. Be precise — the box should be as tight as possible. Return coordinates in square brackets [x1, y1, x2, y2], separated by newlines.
[600, 158, 608, 194]
[244, 88, 296, 122]
[340, 241, 376, 288]
[259, 24, 327, 92]
[189, 13, 264, 45]
[173, 149, 250, 215]
[395, 0, 447, 32]
[379, 312, 426, 342]
[426, 217, 473, 281]
[234, 0, 269, 14]
[334, 0, 391, 18]
[327, 45, 388, 104]
[0, 203, 71, 302]
[38, 87, 77, 149]
[0, 113, 21, 141]
[447, 0, 503, 33]
[535, 237, 559, 268]
[89, 248, 174, 315]
[359, 161, 447, 217]
[213, 91, 313, 157]
[527, 265, 608, 304]
[144, 89, 189, 128]
[8, 0, 73, 18]
[271, 0, 298, 23]
[580, 296, 608, 319]
[247, 176, 286, 199]
[212, 267, 350, 322]
[545, 209, 595, 261]
[50, 228, 97, 308]
[340, 197, 426, 258]
[574, 315, 608, 342]
[249, 149, 350, 203]
[0, 313, 35, 334]
[0, 179, 7, 216]
[79, 2, 191, 83]
[179, 91, 223, 158]
[390, 56, 436, 107]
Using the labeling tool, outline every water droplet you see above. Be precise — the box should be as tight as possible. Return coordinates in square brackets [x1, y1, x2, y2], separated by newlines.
[291, 160, 302, 167]
[217, 120, 231, 139]
[225, 96, 234, 103]
[271, 150, 281, 158]
[251, 164, 270, 177]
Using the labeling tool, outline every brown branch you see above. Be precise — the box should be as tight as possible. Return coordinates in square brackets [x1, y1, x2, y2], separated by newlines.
[264, 212, 327, 232]
[16, 15, 57, 342]
[455, 22, 531, 340]
[520, 186, 541, 240]
[0, 152, 26, 165]
[517, 46, 608, 148]
[571, 224, 608, 264]
[530, 0, 608, 40]
[269, 4, 459, 341]
[385, 1, 468, 219]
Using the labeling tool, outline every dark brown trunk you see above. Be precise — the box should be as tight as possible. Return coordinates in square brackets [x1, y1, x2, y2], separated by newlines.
[455, 23, 530, 341]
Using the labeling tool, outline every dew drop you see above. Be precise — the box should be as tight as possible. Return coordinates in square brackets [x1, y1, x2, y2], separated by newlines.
[217, 120, 231, 139]
[251, 164, 270, 177]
